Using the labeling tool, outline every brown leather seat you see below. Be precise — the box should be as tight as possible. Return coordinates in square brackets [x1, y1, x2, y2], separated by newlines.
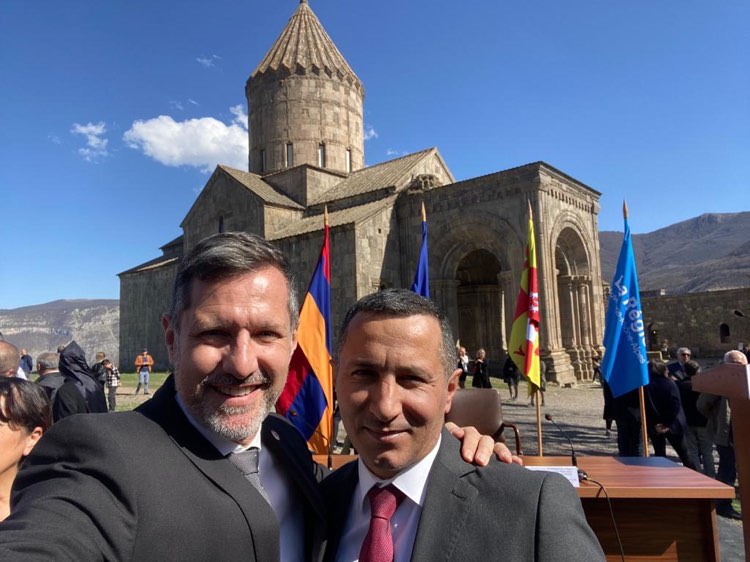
[445, 388, 523, 455]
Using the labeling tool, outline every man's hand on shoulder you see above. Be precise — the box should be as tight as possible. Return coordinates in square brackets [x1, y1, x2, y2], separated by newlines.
[445, 422, 523, 466]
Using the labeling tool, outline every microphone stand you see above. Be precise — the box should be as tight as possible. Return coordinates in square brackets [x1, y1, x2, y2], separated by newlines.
[544, 413, 587, 480]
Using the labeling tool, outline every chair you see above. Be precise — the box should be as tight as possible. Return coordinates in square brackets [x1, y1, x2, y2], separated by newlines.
[445, 388, 523, 455]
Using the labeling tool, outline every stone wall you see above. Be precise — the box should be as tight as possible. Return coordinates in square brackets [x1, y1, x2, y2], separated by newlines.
[641, 287, 750, 357]
[182, 172, 265, 251]
[118, 260, 178, 372]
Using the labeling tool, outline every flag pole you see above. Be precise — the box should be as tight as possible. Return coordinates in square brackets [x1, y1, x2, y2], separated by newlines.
[622, 200, 650, 458]
[529, 201, 543, 455]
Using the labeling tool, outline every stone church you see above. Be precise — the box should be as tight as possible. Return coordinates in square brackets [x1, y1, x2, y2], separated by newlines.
[120, 0, 605, 385]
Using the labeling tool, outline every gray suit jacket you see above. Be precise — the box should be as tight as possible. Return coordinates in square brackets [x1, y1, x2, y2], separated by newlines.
[0, 375, 326, 561]
[321, 429, 604, 561]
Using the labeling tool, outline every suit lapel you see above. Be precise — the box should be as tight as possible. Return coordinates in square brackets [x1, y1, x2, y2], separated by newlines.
[410, 430, 479, 562]
[322, 462, 359, 562]
[136, 376, 280, 561]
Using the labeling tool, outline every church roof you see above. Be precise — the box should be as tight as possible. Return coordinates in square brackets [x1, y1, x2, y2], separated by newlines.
[118, 255, 179, 276]
[269, 195, 398, 241]
[311, 148, 449, 205]
[251, 1, 362, 90]
[219, 165, 304, 209]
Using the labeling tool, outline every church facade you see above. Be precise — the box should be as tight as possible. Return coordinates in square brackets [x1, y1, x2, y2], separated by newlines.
[120, 0, 605, 385]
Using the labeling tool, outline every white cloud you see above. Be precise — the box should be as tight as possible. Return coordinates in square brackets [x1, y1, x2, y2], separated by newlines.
[71, 122, 109, 161]
[196, 54, 221, 68]
[364, 125, 378, 141]
[386, 148, 408, 157]
[123, 106, 248, 172]
[188, 99, 199, 106]
[169, 100, 185, 111]
[48, 133, 61, 145]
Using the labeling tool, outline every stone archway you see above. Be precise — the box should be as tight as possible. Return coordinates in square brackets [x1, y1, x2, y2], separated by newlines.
[554, 226, 595, 380]
[455, 250, 505, 366]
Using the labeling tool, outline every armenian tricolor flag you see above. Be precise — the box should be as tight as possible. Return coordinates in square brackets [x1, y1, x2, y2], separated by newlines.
[276, 213, 333, 454]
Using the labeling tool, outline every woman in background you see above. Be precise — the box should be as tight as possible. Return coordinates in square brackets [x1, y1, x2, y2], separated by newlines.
[0, 378, 51, 521]
[472, 348, 492, 389]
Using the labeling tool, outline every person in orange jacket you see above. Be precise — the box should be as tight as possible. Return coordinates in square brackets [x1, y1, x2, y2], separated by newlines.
[134, 349, 154, 395]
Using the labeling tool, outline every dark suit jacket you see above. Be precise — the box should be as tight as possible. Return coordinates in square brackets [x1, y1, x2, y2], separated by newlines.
[0, 375, 326, 561]
[321, 430, 604, 562]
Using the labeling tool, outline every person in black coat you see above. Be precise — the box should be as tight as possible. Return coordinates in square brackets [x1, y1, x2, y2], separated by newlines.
[644, 360, 696, 469]
[58, 342, 107, 414]
[471, 348, 492, 389]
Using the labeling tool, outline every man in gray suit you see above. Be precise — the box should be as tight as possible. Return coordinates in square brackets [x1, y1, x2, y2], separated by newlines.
[323, 289, 604, 561]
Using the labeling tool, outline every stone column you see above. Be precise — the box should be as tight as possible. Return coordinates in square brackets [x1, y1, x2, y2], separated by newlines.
[577, 277, 593, 379]
[433, 279, 460, 342]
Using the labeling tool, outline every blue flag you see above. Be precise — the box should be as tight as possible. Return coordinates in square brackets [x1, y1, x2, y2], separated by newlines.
[411, 217, 430, 298]
[600, 216, 648, 398]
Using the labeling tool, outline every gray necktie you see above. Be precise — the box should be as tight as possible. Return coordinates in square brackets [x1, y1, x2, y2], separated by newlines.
[228, 447, 271, 505]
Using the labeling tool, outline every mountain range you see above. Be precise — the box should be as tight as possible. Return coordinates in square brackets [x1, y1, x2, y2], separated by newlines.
[599, 211, 750, 293]
[1, 212, 748, 368]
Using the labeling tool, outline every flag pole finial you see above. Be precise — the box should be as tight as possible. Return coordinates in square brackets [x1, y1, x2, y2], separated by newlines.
[421, 201, 426, 222]
[623, 200, 629, 220]
[324, 205, 329, 227]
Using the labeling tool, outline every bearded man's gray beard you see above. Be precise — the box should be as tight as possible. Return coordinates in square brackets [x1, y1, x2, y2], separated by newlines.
[198, 385, 280, 442]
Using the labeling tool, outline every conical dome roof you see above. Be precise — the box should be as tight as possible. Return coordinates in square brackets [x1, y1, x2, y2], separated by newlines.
[251, 1, 362, 90]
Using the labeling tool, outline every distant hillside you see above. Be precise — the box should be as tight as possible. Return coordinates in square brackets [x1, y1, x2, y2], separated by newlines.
[0, 299, 119, 367]
[600, 212, 750, 293]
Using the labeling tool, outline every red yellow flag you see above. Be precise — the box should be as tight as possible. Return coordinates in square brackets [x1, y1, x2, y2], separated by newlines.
[508, 205, 541, 394]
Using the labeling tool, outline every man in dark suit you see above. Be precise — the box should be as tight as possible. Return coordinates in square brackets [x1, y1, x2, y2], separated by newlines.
[0, 232, 324, 560]
[323, 289, 604, 561]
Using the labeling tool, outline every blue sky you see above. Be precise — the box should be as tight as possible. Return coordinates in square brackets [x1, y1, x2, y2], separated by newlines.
[1, 0, 748, 309]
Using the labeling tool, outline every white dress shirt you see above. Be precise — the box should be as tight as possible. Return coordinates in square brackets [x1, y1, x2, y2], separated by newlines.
[335, 436, 442, 562]
[175, 394, 304, 562]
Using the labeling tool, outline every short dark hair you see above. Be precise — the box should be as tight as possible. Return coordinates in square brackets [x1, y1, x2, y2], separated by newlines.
[168, 232, 299, 330]
[0, 378, 52, 434]
[36, 352, 59, 372]
[684, 360, 701, 378]
[648, 359, 668, 378]
[335, 289, 456, 379]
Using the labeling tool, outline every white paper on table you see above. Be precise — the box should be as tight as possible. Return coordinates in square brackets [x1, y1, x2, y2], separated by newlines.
[524, 465, 580, 487]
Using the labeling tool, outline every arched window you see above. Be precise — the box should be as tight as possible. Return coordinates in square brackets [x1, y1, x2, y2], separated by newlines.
[260, 149, 266, 172]
[286, 143, 294, 168]
[318, 143, 326, 168]
[345, 148, 352, 173]
[218, 216, 224, 233]
[720, 323, 730, 344]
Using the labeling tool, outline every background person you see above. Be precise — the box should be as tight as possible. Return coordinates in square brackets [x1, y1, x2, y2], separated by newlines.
[502, 355, 519, 399]
[667, 347, 691, 381]
[643, 360, 695, 469]
[0, 342, 22, 378]
[471, 348, 491, 389]
[35, 351, 88, 423]
[0, 378, 51, 521]
[19, 350, 33, 377]
[676, 360, 715, 477]
[457, 346, 469, 389]
[697, 349, 746, 520]
[134, 348, 154, 395]
[103, 360, 120, 412]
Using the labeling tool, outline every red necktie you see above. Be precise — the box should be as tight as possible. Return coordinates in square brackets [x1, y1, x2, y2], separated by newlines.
[359, 484, 405, 562]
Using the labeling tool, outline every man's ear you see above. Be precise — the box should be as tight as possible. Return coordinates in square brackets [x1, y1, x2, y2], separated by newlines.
[444, 368, 461, 414]
[163, 314, 176, 365]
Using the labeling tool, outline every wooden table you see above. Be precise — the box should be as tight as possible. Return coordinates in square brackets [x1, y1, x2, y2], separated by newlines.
[317, 454, 735, 561]
[524, 456, 736, 562]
